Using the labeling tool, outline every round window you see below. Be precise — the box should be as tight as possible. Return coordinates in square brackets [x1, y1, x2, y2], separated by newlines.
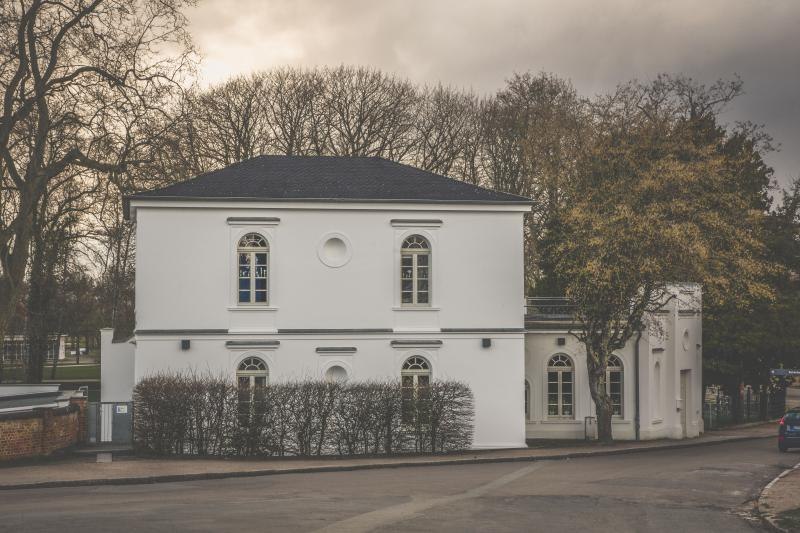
[317, 233, 352, 267]
[325, 365, 348, 383]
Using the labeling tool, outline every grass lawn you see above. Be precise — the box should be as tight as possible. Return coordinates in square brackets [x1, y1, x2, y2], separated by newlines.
[1, 363, 100, 381]
[51, 364, 100, 380]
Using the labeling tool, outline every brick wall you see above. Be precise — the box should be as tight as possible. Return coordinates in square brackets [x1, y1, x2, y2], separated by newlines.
[0, 399, 87, 462]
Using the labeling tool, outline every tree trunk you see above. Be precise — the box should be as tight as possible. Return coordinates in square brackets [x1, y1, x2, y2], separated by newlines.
[24, 258, 48, 383]
[586, 348, 613, 444]
[24, 209, 61, 383]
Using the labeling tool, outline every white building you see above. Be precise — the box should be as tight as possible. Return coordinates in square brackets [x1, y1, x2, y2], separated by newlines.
[102, 156, 703, 447]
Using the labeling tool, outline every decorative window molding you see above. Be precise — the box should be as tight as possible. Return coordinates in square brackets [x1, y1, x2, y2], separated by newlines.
[390, 340, 442, 348]
[225, 340, 280, 350]
[547, 354, 574, 419]
[315, 347, 357, 355]
[135, 329, 228, 336]
[325, 365, 349, 383]
[317, 232, 352, 268]
[227, 217, 280, 226]
[227, 306, 278, 312]
[400, 235, 431, 307]
[390, 219, 443, 228]
[278, 328, 393, 334]
[237, 232, 269, 305]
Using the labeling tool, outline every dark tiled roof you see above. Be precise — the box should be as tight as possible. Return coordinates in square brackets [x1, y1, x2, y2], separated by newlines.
[127, 156, 532, 205]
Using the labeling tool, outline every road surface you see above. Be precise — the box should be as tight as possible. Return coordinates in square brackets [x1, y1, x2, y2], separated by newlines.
[0, 438, 795, 532]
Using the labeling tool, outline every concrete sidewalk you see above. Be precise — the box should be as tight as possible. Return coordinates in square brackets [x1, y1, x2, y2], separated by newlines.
[0, 423, 775, 491]
[759, 459, 800, 532]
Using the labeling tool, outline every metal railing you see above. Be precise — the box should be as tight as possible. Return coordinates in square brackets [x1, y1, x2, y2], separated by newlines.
[525, 297, 577, 321]
[703, 387, 784, 430]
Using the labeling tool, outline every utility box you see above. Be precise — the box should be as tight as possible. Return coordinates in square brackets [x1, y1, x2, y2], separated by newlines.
[584, 416, 597, 440]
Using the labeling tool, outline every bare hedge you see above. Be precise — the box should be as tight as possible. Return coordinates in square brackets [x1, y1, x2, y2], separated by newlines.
[133, 373, 474, 456]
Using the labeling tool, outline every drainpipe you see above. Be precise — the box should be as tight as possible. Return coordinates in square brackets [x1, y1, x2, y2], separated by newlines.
[634, 329, 643, 441]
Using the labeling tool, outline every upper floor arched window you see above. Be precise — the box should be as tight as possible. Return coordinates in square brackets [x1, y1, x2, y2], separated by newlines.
[547, 354, 573, 419]
[238, 233, 269, 304]
[401, 235, 430, 306]
[607, 355, 624, 417]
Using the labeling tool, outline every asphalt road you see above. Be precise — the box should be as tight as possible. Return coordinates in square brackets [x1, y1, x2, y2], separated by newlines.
[0, 438, 796, 533]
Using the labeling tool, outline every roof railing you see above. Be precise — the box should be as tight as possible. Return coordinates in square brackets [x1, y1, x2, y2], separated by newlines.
[525, 297, 576, 321]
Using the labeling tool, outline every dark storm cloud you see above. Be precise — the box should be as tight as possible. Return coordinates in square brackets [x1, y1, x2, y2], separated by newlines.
[189, 0, 800, 187]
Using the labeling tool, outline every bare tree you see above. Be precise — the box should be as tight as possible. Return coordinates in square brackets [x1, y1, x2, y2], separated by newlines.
[0, 0, 194, 344]
[263, 67, 324, 156]
[412, 85, 482, 181]
[185, 74, 272, 169]
[481, 73, 587, 291]
[320, 66, 418, 159]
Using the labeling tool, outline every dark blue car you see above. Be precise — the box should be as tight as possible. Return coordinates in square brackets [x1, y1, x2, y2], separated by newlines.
[779, 410, 800, 452]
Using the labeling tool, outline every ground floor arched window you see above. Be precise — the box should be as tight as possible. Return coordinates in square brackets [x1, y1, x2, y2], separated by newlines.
[237, 356, 268, 388]
[236, 356, 268, 423]
[547, 354, 574, 418]
[606, 355, 624, 417]
[401, 356, 431, 424]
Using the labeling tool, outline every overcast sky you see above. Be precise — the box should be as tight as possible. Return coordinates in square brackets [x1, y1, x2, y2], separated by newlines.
[188, 0, 800, 189]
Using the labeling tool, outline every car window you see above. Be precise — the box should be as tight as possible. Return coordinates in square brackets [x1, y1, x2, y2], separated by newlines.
[785, 412, 800, 424]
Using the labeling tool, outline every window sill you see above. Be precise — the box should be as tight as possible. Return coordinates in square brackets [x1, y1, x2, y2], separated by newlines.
[392, 306, 440, 312]
[611, 419, 631, 424]
[652, 418, 663, 425]
[228, 306, 279, 312]
[540, 419, 582, 424]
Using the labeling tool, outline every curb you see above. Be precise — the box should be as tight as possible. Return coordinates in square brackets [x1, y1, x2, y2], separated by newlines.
[0, 433, 771, 491]
[757, 460, 800, 533]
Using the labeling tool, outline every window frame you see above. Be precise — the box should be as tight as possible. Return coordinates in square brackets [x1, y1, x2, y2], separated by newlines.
[236, 355, 269, 389]
[547, 354, 574, 420]
[401, 355, 432, 424]
[400, 235, 431, 307]
[236, 233, 269, 306]
[606, 355, 624, 419]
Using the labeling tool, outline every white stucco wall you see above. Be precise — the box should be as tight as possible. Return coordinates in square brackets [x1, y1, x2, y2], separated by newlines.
[524, 284, 703, 441]
[133, 202, 526, 333]
[134, 333, 525, 448]
[104, 195, 702, 446]
[122, 199, 529, 449]
[100, 328, 135, 403]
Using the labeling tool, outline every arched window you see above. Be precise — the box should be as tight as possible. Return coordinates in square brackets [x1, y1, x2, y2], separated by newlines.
[547, 354, 574, 418]
[325, 365, 348, 383]
[401, 356, 431, 423]
[607, 355, 624, 417]
[237, 356, 268, 388]
[525, 380, 531, 420]
[401, 235, 430, 306]
[238, 233, 269, 304]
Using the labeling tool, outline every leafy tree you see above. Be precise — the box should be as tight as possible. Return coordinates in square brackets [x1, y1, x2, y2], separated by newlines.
[546, 77, 775, 442]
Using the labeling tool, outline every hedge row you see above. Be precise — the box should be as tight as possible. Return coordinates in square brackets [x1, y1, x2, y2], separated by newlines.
[132, 373, 474, 456]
